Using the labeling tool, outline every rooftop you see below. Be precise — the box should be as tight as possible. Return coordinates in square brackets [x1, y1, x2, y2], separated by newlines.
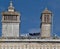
[42, 8, 52, 14]
[0, 39, 60, 43]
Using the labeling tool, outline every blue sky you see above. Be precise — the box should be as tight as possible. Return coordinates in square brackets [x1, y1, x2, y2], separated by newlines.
[0, 0, 60, 37]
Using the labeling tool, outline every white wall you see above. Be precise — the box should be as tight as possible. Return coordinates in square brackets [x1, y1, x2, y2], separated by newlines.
[2, 23, 19, 37]
[0, 42, 60, 49]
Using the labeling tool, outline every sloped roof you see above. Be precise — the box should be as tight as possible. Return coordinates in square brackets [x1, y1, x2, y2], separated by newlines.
[42, 8, 52, 14]
[2, 11, 20, 16]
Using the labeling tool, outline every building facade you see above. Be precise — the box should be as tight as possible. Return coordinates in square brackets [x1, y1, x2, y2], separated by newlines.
[40, 8, 52, 39]
[0, 39, 60, 49]
[0, 1, 60, 49]
[2, 1, 20, 38]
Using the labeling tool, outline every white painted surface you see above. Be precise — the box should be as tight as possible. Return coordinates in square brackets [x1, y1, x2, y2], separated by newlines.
[2, 23, 19, 37]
